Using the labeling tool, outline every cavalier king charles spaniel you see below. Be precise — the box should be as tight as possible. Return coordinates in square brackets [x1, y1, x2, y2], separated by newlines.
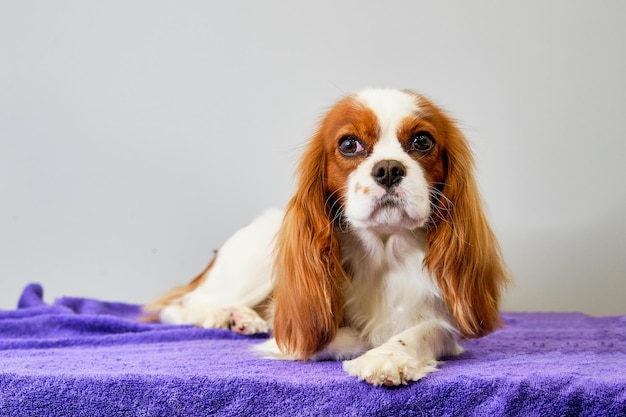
[147, 88, 510, 386]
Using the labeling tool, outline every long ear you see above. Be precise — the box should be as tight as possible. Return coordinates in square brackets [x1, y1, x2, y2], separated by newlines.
[272, 131, 347, 360]
[424, 122, 510, 338]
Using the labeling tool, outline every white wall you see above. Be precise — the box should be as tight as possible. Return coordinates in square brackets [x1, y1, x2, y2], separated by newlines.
[1, 1, 625, 314]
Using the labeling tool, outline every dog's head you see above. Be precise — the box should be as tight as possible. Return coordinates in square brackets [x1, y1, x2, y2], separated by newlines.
[273, 89, 509, 359]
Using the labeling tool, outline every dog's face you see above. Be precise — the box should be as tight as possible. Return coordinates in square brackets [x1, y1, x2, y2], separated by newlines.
[274, 88, 508, 360]
[322, 89, 447, 234]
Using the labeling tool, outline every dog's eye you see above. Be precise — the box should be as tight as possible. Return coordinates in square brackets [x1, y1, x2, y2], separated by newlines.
[339, 136, 366, 156]
[411, 133, 435, 152]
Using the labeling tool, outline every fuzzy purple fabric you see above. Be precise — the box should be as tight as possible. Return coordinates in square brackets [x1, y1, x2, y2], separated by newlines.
[0, 283, 625, 416]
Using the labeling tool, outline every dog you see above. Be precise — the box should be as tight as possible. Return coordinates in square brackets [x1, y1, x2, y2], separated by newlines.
[146, 88, 510, 386]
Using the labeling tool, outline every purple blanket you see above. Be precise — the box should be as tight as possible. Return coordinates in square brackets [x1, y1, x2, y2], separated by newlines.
[0, 284, 625, 416]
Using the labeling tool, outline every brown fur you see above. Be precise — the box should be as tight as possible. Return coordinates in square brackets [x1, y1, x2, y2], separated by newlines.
[272, 130, 349, 359]
[148, 90, 510, 357]
[272, 97, 386, 359]
[272, 91, 510, 359]
[418, 100, 510, 338]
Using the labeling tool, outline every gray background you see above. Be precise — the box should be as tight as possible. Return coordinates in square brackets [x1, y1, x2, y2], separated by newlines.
[2, 1, 625, 314]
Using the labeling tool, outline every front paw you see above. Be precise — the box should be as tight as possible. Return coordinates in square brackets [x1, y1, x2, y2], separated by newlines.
[343, 347, 439, 386]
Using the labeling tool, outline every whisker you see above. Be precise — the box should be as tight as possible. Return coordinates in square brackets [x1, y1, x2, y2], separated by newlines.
[323, 188, 351, 234]
[323, 189, 341, 215]
[426, 187, 454, 230]
[430, 188, 453, 212]
[427, 187, 471, 245]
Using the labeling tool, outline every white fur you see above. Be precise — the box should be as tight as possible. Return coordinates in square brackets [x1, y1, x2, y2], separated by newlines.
[159, 89, 463, 386]
[159, 209, 281, 329]
[345, 89, 432, 233]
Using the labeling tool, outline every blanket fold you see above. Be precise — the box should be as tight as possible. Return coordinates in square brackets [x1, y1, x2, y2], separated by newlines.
[1, 283, 625, 416]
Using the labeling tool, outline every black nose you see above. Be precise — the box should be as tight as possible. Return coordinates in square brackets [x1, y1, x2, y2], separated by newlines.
[371, 160, 406, 188]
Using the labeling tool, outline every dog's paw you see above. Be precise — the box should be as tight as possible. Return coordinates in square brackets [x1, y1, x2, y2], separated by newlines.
[228, 306, 269, 335]
[343, 346, 439, 386]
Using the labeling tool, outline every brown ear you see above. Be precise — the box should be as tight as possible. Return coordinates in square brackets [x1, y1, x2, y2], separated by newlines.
[272, 131, 347, 360]
[424, 121, 510, 338]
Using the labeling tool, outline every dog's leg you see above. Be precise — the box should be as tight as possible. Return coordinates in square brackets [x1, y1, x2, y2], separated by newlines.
[152, 210, 282, 334]
[342, 320, 462, 386]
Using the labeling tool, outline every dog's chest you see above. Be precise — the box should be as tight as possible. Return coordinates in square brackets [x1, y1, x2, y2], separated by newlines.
[341, 231, 444, 346]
